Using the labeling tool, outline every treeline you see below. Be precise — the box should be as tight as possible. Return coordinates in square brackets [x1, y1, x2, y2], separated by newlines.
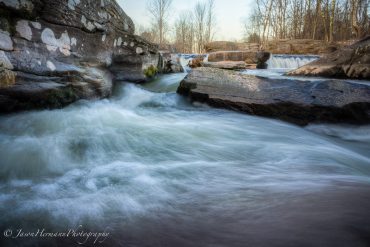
[139, 0, 369, 53]
[245, 0, 369, 44]
[138, 0, 216, 53]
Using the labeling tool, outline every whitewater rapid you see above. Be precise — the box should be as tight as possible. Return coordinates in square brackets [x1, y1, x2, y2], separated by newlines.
[267, 54, 319, 69]
[0, 72, 369, 246]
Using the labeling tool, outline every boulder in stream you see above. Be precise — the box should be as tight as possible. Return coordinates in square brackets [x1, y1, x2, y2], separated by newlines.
[177, 67, 370, 126]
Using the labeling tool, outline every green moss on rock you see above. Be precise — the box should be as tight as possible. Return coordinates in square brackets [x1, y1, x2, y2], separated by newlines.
[144, 65, 158, 78]
[0, 68, 16, 88]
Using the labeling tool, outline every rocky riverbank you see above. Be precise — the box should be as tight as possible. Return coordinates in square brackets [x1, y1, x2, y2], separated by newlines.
[0, 0, 160, 113]
[205, 39, 342, 54]
[177, 67, 370, 125]
[287, 36, 370, 79]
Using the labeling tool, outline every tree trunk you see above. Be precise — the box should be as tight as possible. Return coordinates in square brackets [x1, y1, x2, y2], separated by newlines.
[329, 0, 336, 42]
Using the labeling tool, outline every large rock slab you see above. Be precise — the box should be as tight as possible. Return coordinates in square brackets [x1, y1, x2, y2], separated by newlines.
[177, 67, 370, 126]
[205, 41, 260, 53]
[202, 61, 246, 70]
[287, 36, 370, 79]
[207, 51, 270, 69]
[0, 0, 159, 113]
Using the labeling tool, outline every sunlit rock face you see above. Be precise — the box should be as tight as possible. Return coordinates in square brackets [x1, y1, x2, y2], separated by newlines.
[0, 0, 159, 113]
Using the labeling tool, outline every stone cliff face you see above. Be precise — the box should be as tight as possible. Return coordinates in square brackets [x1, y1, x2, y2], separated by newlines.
[0, 0, 159, 113]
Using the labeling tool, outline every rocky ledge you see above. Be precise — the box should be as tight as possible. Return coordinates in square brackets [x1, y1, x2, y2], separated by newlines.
[202, 61, 247, 70]
[287, 36, 370, 79]
[205, 40, 341, 54]
[207, 51, 270, 69]
[177, 67, 370, 126]
[0, 0, 159, 113]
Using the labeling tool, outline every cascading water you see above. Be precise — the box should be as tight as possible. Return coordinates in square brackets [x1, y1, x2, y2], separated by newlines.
[267, 54, 319, 69]
[203, 53, 209, 62]
[0, 72, 370, 246]
[178, 54, 208, 72]
[178, 55, 191, 73]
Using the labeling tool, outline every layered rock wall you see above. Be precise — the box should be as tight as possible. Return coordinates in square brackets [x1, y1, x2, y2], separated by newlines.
[0, 0, 159, 113]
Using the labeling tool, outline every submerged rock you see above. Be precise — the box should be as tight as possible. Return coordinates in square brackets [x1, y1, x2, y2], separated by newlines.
[177, 67, 370, 126]
[287, 36, 370, 79]
[0, 0, 159, 113]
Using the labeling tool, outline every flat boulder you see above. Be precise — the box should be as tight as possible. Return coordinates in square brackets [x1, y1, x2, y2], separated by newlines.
[207, 51, 270, 69]
[202, 61, 246, 70]
[177, 67, 370, 126]
[287, 36, 370, 79]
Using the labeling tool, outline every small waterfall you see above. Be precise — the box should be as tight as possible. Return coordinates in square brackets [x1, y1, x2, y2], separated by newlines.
[178, 54, 208, 73]
[267, 54, 319, 69]
[179, 55, 191, 73]
[203, 54, 209, 62]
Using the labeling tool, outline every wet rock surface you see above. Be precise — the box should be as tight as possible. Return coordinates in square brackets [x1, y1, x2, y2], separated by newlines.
[287, 36, 370, 79]
[177, 67, 370, 125]
[0, 0, 159, 113]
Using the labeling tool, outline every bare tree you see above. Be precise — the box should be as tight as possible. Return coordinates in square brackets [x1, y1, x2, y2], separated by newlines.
[329, 0, 336, 42]
[174, 11, 195, 53]
[147, 0, 173, 48]
[261, 0, 273, 45]
[312, 0, 322, 39]
[194, 1, 207, 53]
[205, 0, 216, 44]
[243, 13, 262, 42]
[245, 0, 369, 44]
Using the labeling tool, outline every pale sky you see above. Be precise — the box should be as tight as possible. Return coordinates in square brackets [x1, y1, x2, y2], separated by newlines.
[117, 0, 254, 41]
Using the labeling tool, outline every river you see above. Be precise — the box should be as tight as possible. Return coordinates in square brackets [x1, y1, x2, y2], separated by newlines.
[0, 58, 370, 247]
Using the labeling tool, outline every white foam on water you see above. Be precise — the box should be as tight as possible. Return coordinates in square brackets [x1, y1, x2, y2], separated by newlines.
[267, 54, 319, 69]
[0, 74, 369, 243]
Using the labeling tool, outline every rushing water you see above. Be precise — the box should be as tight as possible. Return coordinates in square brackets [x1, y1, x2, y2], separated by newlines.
[1, 69, 370, 246]
[267, 54, 319, 69]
